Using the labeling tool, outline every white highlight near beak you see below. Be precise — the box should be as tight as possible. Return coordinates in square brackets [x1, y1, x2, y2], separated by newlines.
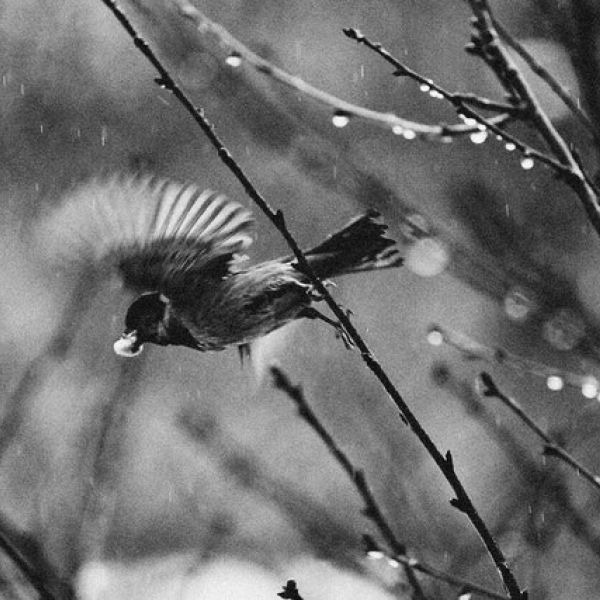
[113, 332, 143, 357]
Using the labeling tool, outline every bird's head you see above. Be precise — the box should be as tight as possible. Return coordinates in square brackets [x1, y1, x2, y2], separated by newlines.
[113, 292, 201, 357]
[113, 292, 168, 357]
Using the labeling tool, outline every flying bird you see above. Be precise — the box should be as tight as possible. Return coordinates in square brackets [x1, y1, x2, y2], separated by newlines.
[50, 175, 402, 357]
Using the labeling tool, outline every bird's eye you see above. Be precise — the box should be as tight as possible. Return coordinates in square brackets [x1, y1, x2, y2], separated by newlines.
[113, 334, 144, 357]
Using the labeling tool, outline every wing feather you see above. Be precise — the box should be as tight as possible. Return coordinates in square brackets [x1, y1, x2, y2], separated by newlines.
[44, 174, 255, 297]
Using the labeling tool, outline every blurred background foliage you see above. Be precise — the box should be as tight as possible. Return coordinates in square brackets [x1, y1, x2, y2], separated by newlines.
[1, 0, 600, 598]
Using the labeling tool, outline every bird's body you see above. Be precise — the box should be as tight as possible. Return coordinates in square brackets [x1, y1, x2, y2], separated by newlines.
[173, 261, 310, 350]
[49, 174, 402, 356]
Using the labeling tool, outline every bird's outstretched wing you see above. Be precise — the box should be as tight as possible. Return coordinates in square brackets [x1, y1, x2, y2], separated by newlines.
[46, 174, 255, 297]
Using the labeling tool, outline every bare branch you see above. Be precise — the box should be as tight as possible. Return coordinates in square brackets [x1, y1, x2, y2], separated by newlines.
[99, 2, 523, 597]
[490, 15, 600, 147]
[466, 0, 600, 238]
[342, 28, 572, 180]
[478, 372, 600, 492]
[271, 366, 507, 600]
[172, 0, 509, 140]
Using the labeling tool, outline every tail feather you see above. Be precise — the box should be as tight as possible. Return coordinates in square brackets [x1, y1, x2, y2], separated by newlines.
[299, 210, 402, 278]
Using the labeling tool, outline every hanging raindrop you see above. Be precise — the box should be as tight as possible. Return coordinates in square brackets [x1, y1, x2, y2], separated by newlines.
[332, 111, 351, 128]
[546, 375, 564, 391]
[470, 130, 488, 144]
[225, 52, 242, 67]
[520, 156, 535, 170]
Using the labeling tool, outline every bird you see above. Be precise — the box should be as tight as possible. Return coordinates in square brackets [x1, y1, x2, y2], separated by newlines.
[48, 174, 402, 357]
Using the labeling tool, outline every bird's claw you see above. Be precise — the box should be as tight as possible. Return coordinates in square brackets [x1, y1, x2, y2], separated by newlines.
[334, 323, 354, 349]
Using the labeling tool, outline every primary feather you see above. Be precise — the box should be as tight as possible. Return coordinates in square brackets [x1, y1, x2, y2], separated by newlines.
[51, 174, 255, 298]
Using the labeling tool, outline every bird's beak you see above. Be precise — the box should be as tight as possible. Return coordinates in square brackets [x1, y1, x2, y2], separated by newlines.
[113, 330, 144, 357]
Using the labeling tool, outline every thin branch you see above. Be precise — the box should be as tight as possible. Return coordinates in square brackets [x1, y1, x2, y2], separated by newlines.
[271, 366, 507, 600]
[0, 528, 58, 600]
[437, 366, 600, 560]
[427, 323, 598, 393]
[99, 3, 523, 597]
[172, 0, 511, 140]
[466, 0, 600, 238]
[478, 372, 600, 492]
[343, 28, 572, 181]
[490, 14, 600, 147]
[363, 535, 507, 600]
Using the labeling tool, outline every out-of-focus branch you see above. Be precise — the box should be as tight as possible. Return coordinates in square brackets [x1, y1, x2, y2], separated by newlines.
[100, 3, 524, 597]
[427, 323, 598, 393]
[0, 526, 59, 600]
[0, 273, 100, 461]
[77, 357, 145, 560]
[478, 372, 600, 492]
[172, 0, 511, 140]
[271, 366, 507, 600]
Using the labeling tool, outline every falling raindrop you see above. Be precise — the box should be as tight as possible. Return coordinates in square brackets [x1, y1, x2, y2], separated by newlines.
[225, 52, 242, 67]
[332, 111, 350, 128]
[100, 125, 108, 146]
[520, 156, 535, 170]
[19, 83, 25, 96]
[470, 130, 488, 144]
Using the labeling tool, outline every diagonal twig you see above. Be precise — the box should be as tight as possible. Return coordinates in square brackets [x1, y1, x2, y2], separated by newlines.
[342, 28, 570, 180]
[490, 15, 600, 148]
[271, 365, 507, 600]
[98, 3, 523, 597]
[466, 0, 600, 238]
[478, 372, 600, 493]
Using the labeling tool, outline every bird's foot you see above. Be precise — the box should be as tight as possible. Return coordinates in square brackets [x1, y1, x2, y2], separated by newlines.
[299, 306, 354, 349]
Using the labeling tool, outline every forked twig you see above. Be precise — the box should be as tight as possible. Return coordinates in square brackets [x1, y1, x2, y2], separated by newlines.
[466, 0, 600, 238]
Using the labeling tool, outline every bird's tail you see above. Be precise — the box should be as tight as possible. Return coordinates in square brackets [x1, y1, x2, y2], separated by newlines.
[299, 210, 402, 278]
